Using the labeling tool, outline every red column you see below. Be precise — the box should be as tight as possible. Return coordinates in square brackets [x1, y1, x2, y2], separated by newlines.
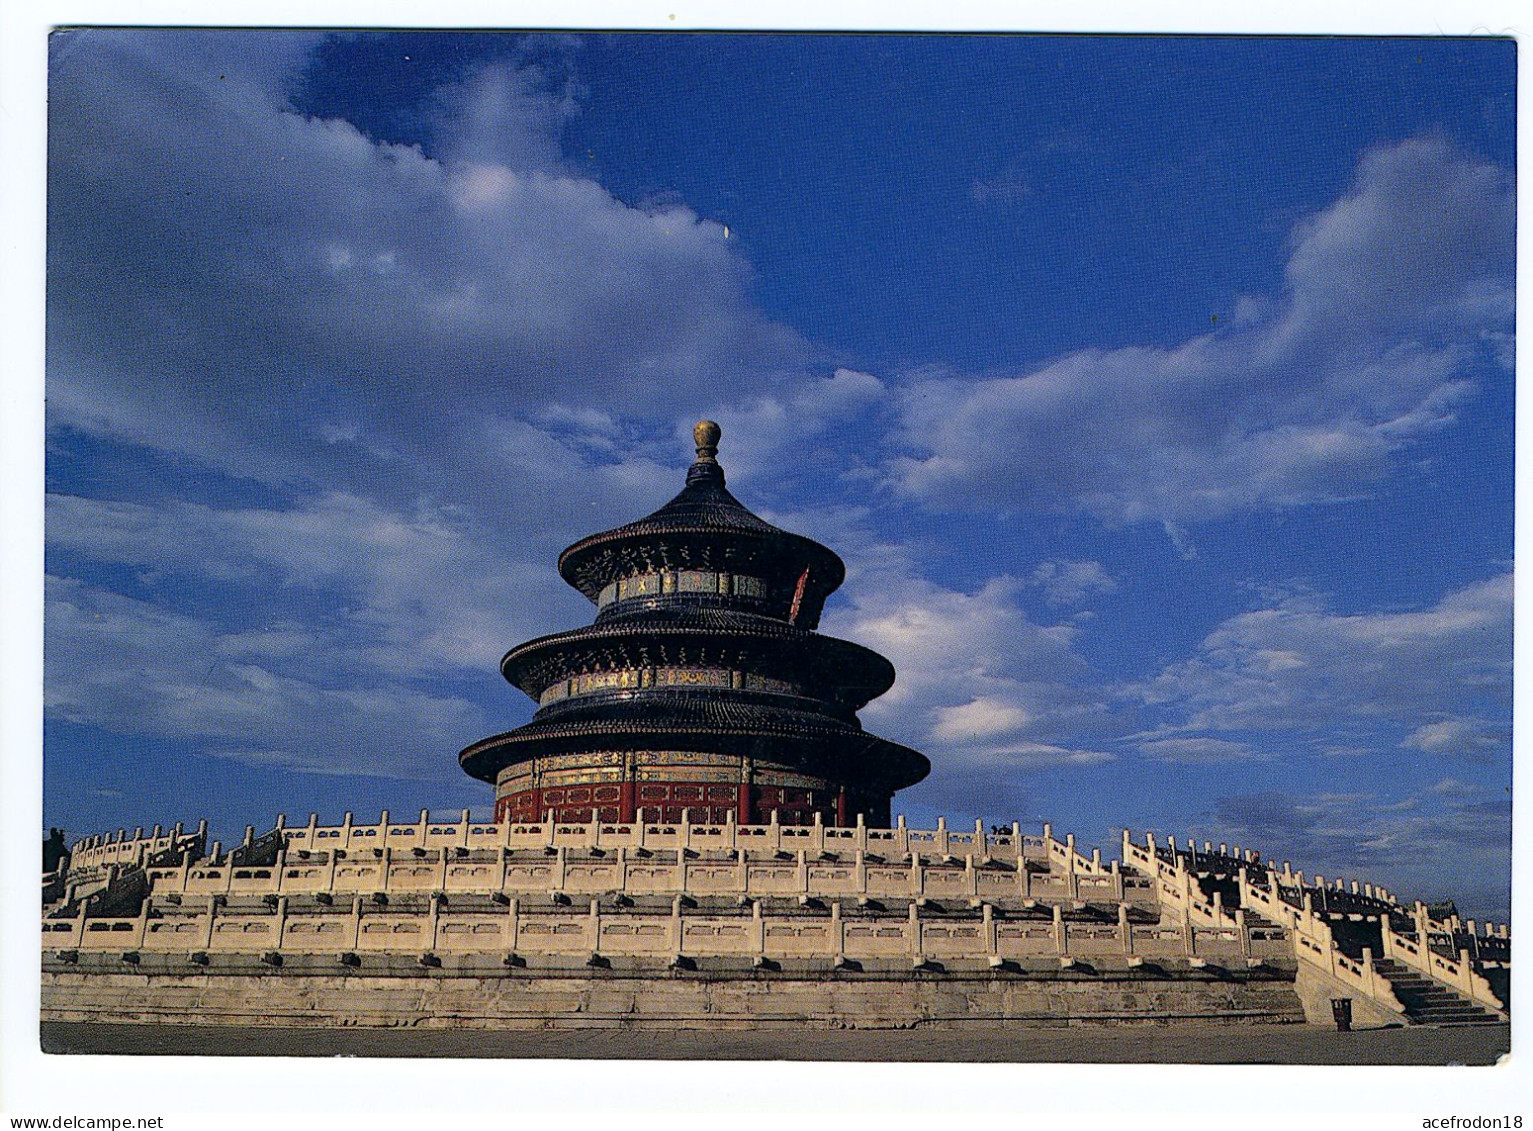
[835, 786, 848, 828]
[737, 783, 752, 826]
[619, 780, 636, 823]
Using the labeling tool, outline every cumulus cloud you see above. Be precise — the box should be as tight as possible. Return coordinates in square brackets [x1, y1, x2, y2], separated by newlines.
[45, 576, 486, 779]
[822, 563, 1116, 804]
[47, 490, 585, 679]
[1029, 559, 1116, 606]
[1136, 571, 1512, 757]
[698, 368, 892, 487]
[47, 30, 811, 502]
[889, 137, 1513, 530]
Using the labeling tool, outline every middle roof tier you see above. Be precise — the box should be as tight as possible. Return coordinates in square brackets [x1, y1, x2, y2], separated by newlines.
[500, 606, 896, 710]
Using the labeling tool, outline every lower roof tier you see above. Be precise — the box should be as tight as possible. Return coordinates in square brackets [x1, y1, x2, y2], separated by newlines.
[458, 691, 930, 791]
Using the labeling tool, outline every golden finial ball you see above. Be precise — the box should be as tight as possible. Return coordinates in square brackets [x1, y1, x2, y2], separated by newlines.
[694, 420, 722, 460]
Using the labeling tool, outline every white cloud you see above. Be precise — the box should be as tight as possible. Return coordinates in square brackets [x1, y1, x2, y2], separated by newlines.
[889, 137, 1513, 530]
[1136, 572, 1512, 756]
[47, 32, 812, 497]
[1402, 717, 1505, 755]
[47, 489, 586, 680]
[697, 368, 890, 487]
[44, 576, 486, 780]
[823, 565, 1114, 782]
[1030, 559, 1116, 606]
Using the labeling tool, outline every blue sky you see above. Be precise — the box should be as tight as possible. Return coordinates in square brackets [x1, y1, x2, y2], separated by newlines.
[43, 31, 1515, 917]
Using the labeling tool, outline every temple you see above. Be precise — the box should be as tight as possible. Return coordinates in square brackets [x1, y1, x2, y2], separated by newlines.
[459, 422, 928, 828]
[38, 424, 1511, 1039]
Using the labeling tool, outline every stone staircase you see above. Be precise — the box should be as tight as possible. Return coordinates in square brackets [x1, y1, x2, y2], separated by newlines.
[1373, 959, 1504, 1026]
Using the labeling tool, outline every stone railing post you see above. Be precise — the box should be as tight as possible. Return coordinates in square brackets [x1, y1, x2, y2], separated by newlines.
[554, 845, 567, 892]
[750, 899, 763, 958]
[1235, 908, 1249, 957]
[896, 813, 908, 856]
[349, 895, 363, 950]
[381, 847, 393, 893]
[831, 900, 844, 956]
[1361, 947, 1379, 997]
[911, 852, 924, 898]
[1052, 903, 1066, 954]
[506, 896, 520, 954]
[797, 849, 809, 894]
[854, 850, 867, 896]
[982, 901, 995, 956]
[975, 817, 987, 858]
[587, 898, 601, 955]
[202, 897, 218, 949]
[965, 853, 977, 896]
[423, 893, 439, 951]
[1119, 902, 1133, 956]
[274, 895, 289, 951]
[133, 901, 150, 949]
[908, 900, 921, 959]
[936, 815, 949, 855]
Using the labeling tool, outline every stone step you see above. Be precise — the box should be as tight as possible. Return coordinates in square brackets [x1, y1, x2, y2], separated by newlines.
[1373, 960, 1504, 1026]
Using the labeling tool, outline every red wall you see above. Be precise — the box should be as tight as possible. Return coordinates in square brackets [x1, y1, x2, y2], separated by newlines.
[494, 780, 874, 827]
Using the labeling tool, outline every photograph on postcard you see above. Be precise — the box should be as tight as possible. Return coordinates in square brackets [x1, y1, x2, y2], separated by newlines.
[39, 30, 1514, 1063]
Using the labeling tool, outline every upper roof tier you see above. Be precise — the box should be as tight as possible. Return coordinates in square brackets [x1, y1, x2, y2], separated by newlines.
[557, 422, 846, 629]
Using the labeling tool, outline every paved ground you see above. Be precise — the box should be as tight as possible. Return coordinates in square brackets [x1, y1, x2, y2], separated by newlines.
[40, 1021, 1510, 1065]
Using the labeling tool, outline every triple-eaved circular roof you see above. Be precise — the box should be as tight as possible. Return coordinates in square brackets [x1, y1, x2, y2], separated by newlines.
[458, 423, 930, 795]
